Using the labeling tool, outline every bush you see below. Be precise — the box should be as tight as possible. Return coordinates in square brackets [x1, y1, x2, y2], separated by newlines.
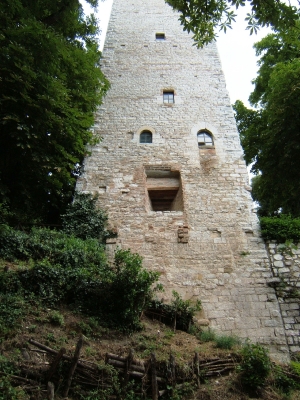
[99, 249, 160, 331]
[198, 329, 216, 342]
[49, 311, 64, 326]
[0, 355, 28, 399]
[273, 365, 297, 393]
[0, 293, 25, 338]
[149, 291, 201, 332]
[290, 361, 300, 376]
[0, 227, 107, 270]
[61, 192, 108, 241]
[0, 226, 29, 261]
[0, 248, 159, 331]
[260, 215, 300, 243]
[238, 342, 271, 388]
[215, 334, 240, 349]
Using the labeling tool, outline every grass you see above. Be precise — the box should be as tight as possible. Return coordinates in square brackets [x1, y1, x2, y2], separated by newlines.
[215, 334, 240, 349]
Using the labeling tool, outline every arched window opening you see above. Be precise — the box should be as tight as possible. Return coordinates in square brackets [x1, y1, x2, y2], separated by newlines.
[197, 131, 213, 147]
[140, 130, 152, 144]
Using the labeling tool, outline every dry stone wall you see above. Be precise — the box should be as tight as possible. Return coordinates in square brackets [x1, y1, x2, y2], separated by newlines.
[77, 0, 290, 361]
[267, 242, 300, 356]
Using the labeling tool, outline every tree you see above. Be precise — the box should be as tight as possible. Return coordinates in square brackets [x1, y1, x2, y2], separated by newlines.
[0, 0, 109, 224]
[233, 22, 300, 216]
[61, 192, 108, 241]
[167, 0, 299, 47]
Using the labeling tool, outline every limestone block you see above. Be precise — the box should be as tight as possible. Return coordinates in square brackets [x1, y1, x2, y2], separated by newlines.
[274, 261, 284, 268]
[264, 320, 281, 327]
[290, 346, 300, 353]
[284, 317, 296, 324]
[196, 319, 210, 326]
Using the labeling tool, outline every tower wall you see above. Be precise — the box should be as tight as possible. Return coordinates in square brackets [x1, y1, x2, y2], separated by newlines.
[77, 0, 289, 360]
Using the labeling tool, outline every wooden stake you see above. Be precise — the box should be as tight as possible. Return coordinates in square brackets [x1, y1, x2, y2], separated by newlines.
[124, 348, 134, 386]
[47, 382, 55, 400]
[194, 352, 201, 388]
[47, 347, 66, 381]
[63, 336, 84, 398]
[169, 353, 176, 388]
[151, 353, 158, 400]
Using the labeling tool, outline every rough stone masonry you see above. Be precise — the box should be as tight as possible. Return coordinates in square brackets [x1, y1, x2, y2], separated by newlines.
[77, 0, 290, 361]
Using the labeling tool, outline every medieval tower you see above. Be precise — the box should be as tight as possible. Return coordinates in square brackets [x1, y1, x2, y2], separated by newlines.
[77, 0, 290, 360]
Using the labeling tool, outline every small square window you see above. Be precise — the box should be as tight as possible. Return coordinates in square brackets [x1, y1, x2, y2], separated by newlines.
[156, 33, 165, 40]
[163, 91, 174, 104]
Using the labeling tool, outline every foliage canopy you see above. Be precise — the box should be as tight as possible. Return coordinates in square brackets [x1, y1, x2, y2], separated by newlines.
[0, 0, 109, 223]
[167, 0, 299, 47]
[233, 21, 300, 216]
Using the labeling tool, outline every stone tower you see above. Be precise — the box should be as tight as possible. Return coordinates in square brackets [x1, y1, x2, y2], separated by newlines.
[77, 0, 289, 360]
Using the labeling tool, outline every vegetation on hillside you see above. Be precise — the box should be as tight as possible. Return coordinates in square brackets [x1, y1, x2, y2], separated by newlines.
[0, 193, 300, 399]
[0, 193, 160, 334]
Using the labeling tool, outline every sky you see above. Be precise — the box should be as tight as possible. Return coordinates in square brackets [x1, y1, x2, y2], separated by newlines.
[83, 0, 272, 107]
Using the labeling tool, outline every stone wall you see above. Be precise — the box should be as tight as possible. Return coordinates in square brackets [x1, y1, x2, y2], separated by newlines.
[267, 242, 300, 356]
[77, 0, 290, 361]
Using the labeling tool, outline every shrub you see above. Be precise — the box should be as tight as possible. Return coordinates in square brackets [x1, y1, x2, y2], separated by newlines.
[99, 249, 160, 331]
[0, 226, 29, 261]
[238, 341, 271, 388]
[290, 361, 300, 376]
[169, 291, 202, 330]
[273, 364, 297, 393]
[0, 247, 159, 331]
[215, 334, 240, 350]
[49, 311, 64, 326]
[0, 293, 25, 338]
[0, 227, 107, 270]
[149, 291, 201, 332]
[198, 329, 216, 343]
[260, 215, 300, 243]
[61, 192, 108, 241]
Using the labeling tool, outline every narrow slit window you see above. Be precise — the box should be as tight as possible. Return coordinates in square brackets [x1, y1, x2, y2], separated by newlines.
[156, 33, 165, 40]
[197, 131, 214, 147]
[163, 91, 174, 104]
[140, 130, 152, 144]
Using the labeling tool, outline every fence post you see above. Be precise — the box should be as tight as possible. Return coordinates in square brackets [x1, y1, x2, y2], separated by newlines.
[151, 352, 158, 400]
[63, 336, 84, 397]
[194, 352, 201, 388]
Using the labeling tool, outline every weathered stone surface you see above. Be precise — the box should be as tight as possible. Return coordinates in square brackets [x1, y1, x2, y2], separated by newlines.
[266, 242, 300, 356]
[78, 0, 290, 361]
[196, 319, 210, 326]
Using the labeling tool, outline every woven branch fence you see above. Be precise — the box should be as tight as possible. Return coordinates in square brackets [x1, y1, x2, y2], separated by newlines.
[1, 337, 241, 399]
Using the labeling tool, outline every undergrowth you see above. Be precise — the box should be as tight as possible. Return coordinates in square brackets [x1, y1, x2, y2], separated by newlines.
[0, 193, 160, 333]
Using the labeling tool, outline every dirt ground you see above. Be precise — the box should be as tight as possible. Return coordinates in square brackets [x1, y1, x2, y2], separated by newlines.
[1, 304, 300, 399]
